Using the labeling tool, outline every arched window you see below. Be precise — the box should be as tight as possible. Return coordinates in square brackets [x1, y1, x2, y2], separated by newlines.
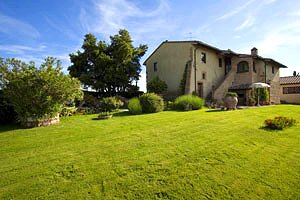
[237, 61, 249, 73]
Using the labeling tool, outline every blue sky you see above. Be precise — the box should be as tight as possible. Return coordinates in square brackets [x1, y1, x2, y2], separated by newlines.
[1, 0, 300, 91]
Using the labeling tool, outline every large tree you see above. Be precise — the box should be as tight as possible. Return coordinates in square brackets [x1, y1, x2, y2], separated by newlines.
[68, 29, 147, 96]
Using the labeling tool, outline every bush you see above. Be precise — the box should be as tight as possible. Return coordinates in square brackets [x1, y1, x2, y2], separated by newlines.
[128, 97, 142, 115]
[0, 57, 83, 124]
[99, 97, 124, 112]
[174, 95, 204, 111]
[0, 91, 16, 124]
[139, 93, 164, 113]
[147, 76, 168, 94]
[98, 112, 112, 120]
[264, 116, 296, 130]
[59, 106, 77, 117]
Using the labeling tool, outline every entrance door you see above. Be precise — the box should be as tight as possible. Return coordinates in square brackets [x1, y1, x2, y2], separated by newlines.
[198, 82, 203, 98]
[225, 57, 232, 75]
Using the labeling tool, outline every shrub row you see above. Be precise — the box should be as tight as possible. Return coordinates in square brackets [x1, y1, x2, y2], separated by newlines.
[128, 93, 164, 114]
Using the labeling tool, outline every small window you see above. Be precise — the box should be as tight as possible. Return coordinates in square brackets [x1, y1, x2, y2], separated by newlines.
[202, 72, 206, 80]
[201, 52, 206, 63]
[153, 62, 158, 72]
[272, 66, 275, 74]
[253, 61, 256, 73]
[237, 61, 249, 73]
[219, 58, 222, 67]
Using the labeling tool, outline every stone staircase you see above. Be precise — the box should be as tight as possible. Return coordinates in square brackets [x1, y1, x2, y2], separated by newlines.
[213, 69, 236, 104]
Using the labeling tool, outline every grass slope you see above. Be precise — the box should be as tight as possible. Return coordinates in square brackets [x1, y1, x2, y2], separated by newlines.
[0, 105, 300, 199]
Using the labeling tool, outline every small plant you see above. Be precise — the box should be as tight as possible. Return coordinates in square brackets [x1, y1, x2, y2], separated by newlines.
[59, 106, 77, 117]
[225, 92, 238, 97]
[99, 97, 124, 112]
[98, 112, 113, 120]
[139, 93, 164, 113]
[264, 116, 296, 130]
[173, 95, 204, 111]
[128, 97, 142, 115]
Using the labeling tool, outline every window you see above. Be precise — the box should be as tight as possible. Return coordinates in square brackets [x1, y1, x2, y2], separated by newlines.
[237, 61, 249, 73]
[253, 61, 256, 73]
[153, 62, 158, 72]
[202, 72, 206, 80]
[219, 58, 222, 67]
[272, 66, 275, 74]
[201, 52, 206, 63]
[283, 86, 300, 94]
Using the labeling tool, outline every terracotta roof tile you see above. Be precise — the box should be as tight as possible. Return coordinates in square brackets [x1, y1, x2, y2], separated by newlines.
[280, 76, 300, 85]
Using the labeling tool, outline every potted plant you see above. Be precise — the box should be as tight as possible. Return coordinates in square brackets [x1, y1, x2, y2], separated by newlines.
[224, 92, 238, 110]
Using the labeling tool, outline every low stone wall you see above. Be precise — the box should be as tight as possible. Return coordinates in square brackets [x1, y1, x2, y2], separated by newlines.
[22, 115, 60, 128]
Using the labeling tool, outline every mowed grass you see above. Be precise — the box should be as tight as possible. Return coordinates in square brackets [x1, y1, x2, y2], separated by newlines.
[0, 105, 300, 199]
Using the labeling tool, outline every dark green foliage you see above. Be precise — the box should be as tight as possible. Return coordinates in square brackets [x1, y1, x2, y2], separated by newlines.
[99, 97, 124, 112]
[0, 57, 83, 123]
[139, 93, 164, 113]
[180, 64, 188, 94]
[225, 92, 238, 97]
[147, 76, 167, 94]
[68, 29, 148, 96]
[0, 90, 16, 124]
[128, 97, 142, 115]
[264, 116, 296, 130]
[174, 95, 204, 111]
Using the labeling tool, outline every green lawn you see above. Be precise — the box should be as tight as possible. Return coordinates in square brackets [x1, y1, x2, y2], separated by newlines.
[0, 105, 300, 199]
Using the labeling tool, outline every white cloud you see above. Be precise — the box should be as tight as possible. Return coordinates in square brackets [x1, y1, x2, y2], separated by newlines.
[79, 0, 174, 41]
[234, 16, 255, 31]
[0, 44, 46, 54]
[217, 0, 255, 20]
[0, 13, 40, 38]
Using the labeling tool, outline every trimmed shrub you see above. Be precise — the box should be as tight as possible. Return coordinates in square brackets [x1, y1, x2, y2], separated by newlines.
[139, 93, 164, 113]
[128, 97, 142, 115]
[174, 95, 204, 111]
[264, 116, 296, 130]
[99, 97, 124, 112]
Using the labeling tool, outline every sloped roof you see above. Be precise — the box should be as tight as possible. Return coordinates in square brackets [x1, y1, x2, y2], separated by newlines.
[143, 40, 287, 68]
[280, 76, 300, 85]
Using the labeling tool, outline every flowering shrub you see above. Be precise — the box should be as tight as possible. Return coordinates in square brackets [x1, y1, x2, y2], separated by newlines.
[264, 116, 296, 130]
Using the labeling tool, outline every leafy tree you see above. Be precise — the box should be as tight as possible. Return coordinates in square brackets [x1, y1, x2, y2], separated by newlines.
[0, 57, 83, 123]
[68, 29, 148, 96]
[147, 76, 168, 94]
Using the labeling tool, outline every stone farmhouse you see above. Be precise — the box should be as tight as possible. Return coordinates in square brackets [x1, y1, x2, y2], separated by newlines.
[280, 76, 300, 104]
[143, 41, 287, 105]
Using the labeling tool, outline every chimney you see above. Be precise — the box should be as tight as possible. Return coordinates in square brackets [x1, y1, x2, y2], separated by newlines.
[251, 47, 258, 56]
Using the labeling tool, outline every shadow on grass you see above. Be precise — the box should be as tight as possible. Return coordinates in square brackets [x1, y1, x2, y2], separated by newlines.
[0, 123, 23, 133]
[259, 126, 283, 132]
[206, 109, 226, 113]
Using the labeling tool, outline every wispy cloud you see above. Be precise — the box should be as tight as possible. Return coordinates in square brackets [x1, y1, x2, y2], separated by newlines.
[0, 44, 46, 54]
[234, 16, 255, 31]
[217, 0, 255, 20]
[79, 0, 174, 41]
[0, 13, 40, 38]
[256, 20, 300, 54]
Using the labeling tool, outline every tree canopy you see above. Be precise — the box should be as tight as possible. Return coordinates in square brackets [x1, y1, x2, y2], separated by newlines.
[0, 57, 83, 123]
[68, 29, 147, 96]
